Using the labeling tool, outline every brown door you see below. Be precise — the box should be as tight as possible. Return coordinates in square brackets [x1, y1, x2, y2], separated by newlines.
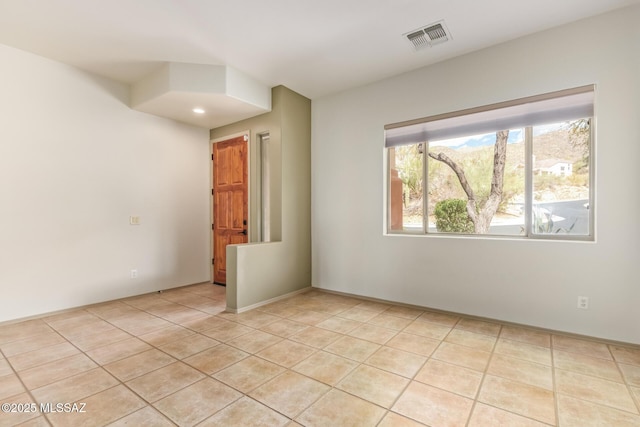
[212, 135, 248, 285]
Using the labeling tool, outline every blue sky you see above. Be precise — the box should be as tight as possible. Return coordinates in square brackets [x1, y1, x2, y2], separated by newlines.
[430, 123, 564, 149]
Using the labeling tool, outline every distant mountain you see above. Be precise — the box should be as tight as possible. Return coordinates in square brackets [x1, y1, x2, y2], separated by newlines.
[430, 126, 583, 164]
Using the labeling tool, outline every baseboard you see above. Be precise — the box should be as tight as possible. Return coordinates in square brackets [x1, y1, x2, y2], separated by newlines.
[310, 286, 640, 349]
[0, 281, 212, 326]
[225, 286, 313, 314]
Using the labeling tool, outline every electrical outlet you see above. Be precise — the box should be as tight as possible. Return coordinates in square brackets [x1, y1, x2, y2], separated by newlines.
[577, 296, 589, 309]
[130, 216, 140, 225]
[130, 269, 138, 279]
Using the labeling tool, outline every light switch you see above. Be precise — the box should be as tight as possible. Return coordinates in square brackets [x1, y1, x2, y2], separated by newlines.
[130, 216, 140, 225]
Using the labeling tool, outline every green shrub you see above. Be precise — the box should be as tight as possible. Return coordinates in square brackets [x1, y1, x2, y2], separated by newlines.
[434, 199, 474, 233]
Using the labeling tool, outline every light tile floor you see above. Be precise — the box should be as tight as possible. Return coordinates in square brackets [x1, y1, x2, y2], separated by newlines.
[0, 283, 639, 426]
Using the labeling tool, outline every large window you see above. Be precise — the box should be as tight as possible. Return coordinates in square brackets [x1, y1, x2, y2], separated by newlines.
[386, 86, 594, 240]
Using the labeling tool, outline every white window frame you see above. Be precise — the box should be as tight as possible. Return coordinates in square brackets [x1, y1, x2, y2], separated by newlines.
[385, 85, 595, 241]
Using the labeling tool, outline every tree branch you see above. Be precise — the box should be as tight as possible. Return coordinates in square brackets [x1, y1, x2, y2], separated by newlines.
[428, 151, 478, 224]
[429, 129, 509, 233]
[428, 152, 476, 202]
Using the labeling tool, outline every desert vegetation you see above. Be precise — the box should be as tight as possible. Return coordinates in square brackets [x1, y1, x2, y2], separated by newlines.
[392, 120, 590, 233]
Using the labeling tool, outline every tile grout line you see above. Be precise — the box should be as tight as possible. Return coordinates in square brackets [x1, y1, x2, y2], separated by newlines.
[1, 288, 228, 426]
[106, 292, 253, 425]
[266, 304, 403, 425]
[44, 309, 180, 426]
[551, 334, 560, 427]
[464, 322, 503, 427]
[38, 289, 226, 425]
[1, 323, 80, 427]
[552, 343, 640, 417]
[201, 296, 388, 425]
[134, 289, 324, 425]
[609, 343, 640, 416]
[100, 289, 252, 425]
[258, 299, 410, 425]
[376, 311, 462, 425]
[3, 284, 640, 426]
[378, 311, 450, 424]
[1, 345, 53, 426]
[301, 307, 408, 427]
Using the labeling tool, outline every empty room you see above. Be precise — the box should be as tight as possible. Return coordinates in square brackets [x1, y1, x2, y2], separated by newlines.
[1, 1, 639, 426]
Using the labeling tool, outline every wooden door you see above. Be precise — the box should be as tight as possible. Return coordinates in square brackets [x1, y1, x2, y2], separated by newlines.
[212, 135, 248, 285]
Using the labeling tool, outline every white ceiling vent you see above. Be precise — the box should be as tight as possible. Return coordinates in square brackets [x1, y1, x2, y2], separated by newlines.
[405, 21, 451, 51]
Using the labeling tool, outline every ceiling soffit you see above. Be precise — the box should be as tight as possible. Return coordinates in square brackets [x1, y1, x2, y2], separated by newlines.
[131, 63, 271, 129]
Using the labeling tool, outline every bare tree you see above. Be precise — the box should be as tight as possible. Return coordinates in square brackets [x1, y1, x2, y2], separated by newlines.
[568, 118, 590, 171]
[428, 130, 509, 233]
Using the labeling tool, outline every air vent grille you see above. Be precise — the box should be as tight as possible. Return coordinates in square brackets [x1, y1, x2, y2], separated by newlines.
[404, 21, 451, 51]
[406, 30, 431, 50]
[424, 24, 448, 43]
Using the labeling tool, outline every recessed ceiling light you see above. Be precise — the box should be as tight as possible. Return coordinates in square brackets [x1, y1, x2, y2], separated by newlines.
[192, 108, 205, 114]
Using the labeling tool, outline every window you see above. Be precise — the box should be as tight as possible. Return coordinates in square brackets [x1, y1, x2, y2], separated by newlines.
[385, 86, 594, 240]
[259, 132, 271, 242]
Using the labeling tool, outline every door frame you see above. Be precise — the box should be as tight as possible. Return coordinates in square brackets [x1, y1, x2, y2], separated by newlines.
[210, 130, 251, 283]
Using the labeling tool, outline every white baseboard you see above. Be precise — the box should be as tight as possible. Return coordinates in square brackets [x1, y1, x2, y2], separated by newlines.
[225, 286, 312, 314]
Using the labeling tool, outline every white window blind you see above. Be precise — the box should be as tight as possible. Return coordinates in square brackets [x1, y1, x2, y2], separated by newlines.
[384, 85, 594, 148]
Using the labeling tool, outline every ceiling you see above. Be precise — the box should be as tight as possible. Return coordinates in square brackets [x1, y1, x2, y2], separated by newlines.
[1, 0, 637, 127]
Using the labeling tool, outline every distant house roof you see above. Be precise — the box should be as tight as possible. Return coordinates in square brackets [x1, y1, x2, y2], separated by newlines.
[535, 159, 571, 168]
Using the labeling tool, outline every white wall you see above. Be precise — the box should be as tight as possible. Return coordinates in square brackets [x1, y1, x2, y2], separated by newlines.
[312, 6, 640, 344]
[0, 44, 211, 322]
